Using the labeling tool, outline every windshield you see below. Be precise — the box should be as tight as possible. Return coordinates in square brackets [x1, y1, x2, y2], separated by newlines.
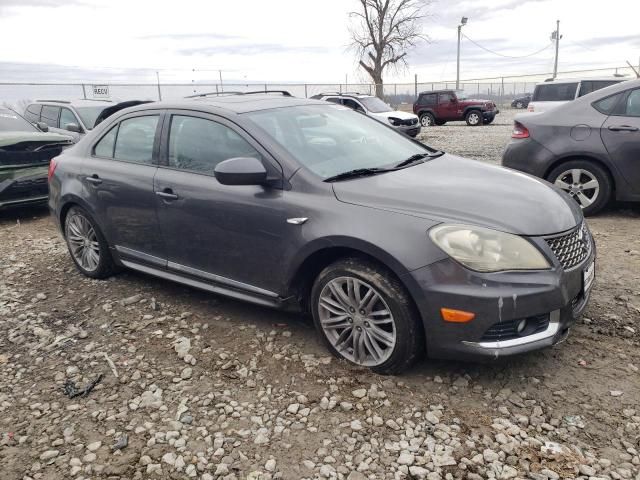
[74, 106, 107, 129]
[359, 96, 393, 113]
[244, 105, 429, 179]
[0, 110, 37, 132]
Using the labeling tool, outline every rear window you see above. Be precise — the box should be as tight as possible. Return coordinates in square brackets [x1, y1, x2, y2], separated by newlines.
[532, 83, 578, 102]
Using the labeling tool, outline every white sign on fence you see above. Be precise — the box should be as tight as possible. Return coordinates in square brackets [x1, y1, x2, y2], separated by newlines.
[91, 85, 110, 99]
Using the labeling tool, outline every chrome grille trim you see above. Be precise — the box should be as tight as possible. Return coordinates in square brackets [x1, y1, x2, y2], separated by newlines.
[545, 223, 591, 271]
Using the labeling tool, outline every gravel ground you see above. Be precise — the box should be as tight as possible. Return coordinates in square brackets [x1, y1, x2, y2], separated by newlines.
[1, 114, 640, 479]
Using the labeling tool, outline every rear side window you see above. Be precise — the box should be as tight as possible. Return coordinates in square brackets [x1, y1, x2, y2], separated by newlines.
[532, 83, 578, 102]
[113, 116, 158, 164]
[93, 125, 118, 157]
[326, 97, 341, 104]
[418, 94, 436, 106]
[24, 104, 42, 123]
[40, 105, 61, 127]
[578, 80, 620, 97]
[167, 115, 261, 175]
[623, 89, 640, 117]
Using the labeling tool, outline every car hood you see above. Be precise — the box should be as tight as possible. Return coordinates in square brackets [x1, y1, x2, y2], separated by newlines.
[0, 131, 73, 149]
[459, 98, 493, 105]
[370, 110, 418, 121]
[332, 154, 582, 236]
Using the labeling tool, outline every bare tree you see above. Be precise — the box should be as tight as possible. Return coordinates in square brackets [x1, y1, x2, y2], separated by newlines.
[349, 0, 430, 98]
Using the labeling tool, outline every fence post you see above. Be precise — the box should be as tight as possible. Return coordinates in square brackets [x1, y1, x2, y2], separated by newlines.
[414, 74, 417, 98]
[82, 84, 87, 99]
[500, 77, 504, 108]
[304, 84, 308, 98]
[264, 84, 267, 92]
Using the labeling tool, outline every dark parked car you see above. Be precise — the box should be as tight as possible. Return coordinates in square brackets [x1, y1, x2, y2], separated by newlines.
[413, 89, 499, 126]
[503, 79, 640, 216]
[511, 94, 531, 109]
[49, 92, 594, 374]
[0, 107, 73, 209]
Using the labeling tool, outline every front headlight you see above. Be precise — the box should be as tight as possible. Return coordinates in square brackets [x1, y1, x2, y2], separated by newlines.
[429, 224, 550, 272]
[387, 117, 401, 126]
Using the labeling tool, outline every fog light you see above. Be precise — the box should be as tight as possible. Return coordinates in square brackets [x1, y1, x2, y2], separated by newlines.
[516, 318, 527, 334]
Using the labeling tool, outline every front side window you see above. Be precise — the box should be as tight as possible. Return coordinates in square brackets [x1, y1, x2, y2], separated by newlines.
[59, 108, 77, 129]
[439, 93, 455, 104]
[245, 105, 428, 180]
[342, 98, 365, 113]
[168, 115, 261, 174]
[40, 105, 60, 127]
[113, 116, 158, 164]
[532, 83, 578, 102]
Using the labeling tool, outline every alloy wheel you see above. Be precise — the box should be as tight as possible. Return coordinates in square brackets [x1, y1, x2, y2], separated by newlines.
[420, 115, 433, 127]
[516, 102, 523, 108]
[318, 276, 396, 367]
[554, 168, 600, 209]
[467, 112, 480, 125]
[66, 213, 100, 272]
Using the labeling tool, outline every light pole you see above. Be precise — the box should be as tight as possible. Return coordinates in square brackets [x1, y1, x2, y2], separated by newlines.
[456, 16, 468, 90]
[551, 20, 562, 79]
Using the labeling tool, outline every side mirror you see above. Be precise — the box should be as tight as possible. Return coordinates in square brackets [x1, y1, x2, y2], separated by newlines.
[64, 122, 82, 134]
[214, 157, 267, 186]
[36, 121, 49, 132]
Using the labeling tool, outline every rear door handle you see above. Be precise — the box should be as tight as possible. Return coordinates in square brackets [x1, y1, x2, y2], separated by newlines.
[155, 189, 179, 200]
[85, 174, 102, 185]
[608, 125, 639, 132]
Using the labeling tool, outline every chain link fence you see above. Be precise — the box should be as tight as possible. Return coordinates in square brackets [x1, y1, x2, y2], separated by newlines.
[1, 65, 636, 112]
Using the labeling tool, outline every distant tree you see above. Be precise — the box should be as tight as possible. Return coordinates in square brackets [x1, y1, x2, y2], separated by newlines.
[349, 0, 430, 98]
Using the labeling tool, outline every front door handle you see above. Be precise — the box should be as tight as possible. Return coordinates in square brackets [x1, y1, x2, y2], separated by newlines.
[155, 189, 179, 200]
[85, 174, 102, 185]
[608, 125, 639, 132]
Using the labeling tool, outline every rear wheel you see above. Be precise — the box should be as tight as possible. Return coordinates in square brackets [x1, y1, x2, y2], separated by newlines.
[465, 110, 483, 126]
[420, 112, 435, 127]
[547, 160, 612, 216]
[311, 258, 423, 374]
[64, 206, 116, 279]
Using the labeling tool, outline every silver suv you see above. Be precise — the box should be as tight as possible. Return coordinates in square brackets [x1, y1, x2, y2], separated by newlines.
[311, 92, 421, 137]
[24, 99, 148, 142]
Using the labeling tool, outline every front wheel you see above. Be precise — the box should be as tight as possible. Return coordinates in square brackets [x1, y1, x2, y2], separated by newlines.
[547, 161, 612, 216]
[465, 110, 483, 126]
[420, 112, 435, 127]
[311, 258, 424, 374]
[516, 101, 524, 109]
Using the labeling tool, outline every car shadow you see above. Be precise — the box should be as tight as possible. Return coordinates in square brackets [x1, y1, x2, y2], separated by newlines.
[0, 205, 50, 225]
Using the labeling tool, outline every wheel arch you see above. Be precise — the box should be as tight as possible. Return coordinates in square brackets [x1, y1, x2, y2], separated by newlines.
[58, 195, 99, 238]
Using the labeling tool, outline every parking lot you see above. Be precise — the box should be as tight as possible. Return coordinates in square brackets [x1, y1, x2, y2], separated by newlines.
[1, 109, 639, 479]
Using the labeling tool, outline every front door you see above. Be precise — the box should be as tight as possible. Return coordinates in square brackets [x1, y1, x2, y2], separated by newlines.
[437, 92, 458, 120]
[154, 111, 287, 295]
[83, 112, 166, 267]
[601, 88, 640, 195]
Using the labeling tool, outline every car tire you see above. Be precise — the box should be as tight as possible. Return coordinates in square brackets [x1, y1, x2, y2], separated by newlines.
[64, 206, 116, 279]
[310, 257, 424, 374]
[547, 161, 612, 216]
[420, 112, 435, 127]
[516, 101, 524, 109]
[465, 110, 483, 126]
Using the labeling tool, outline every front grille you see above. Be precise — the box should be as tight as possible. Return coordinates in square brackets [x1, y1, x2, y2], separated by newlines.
[545, 223, 591, 270]
[399, 118, 418, 126]
[480, 314, 549, 342]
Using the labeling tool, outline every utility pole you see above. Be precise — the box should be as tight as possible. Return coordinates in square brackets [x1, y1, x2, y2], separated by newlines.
[456, 17, 468, 90]
[155, 71, 162, 101]
[551, 20, 562, 79]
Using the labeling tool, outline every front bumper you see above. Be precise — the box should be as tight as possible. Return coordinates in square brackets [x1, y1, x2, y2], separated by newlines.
[397, 125, 421, 137]
[482, 109, 498, 121]
[404, 232, 595, 361]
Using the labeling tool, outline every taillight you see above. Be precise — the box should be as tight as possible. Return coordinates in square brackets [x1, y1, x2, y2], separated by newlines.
[48, 157, 58, 182]
[512, 122, 529, 139]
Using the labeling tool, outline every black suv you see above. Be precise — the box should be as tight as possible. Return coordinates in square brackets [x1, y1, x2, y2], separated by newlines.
[49, 92, 593, 373]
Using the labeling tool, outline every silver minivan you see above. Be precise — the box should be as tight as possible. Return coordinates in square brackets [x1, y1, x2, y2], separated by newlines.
[526, 78, 625, 114]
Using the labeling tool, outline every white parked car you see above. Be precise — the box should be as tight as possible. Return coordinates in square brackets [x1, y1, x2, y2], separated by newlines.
[526, 78, 626, 114]
[310, 92, 421, 137]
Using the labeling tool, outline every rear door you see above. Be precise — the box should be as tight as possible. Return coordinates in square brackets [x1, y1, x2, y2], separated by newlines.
[83, 111, 167, 266]
[601, 88, 640, 195]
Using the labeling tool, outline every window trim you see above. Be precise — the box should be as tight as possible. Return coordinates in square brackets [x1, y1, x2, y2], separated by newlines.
[90, 111, 164, 166]
[158, 109, 284, 187]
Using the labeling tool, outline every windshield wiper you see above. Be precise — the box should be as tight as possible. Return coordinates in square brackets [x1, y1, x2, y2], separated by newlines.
[323, 167, 393, 182]
[394, 151, 444, 169]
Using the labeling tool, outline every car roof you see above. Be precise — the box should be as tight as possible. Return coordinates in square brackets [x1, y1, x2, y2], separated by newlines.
[315, 93, 375, 99]
[417, 89, 458, 95]
[34, 99, 114, 107]
[122, 94, 326, 115]
[534, 77, 628, 86]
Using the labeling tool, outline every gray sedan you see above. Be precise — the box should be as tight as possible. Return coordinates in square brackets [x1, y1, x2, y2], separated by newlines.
[503, 79, 640, 215]
[49, 92, 594, 373]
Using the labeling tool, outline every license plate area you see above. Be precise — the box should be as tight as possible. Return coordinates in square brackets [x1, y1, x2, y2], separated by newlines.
[583, 260, 595, 293]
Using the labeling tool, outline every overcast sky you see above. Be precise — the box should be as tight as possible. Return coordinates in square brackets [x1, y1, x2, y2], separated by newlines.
[0, 0, 638, 84]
